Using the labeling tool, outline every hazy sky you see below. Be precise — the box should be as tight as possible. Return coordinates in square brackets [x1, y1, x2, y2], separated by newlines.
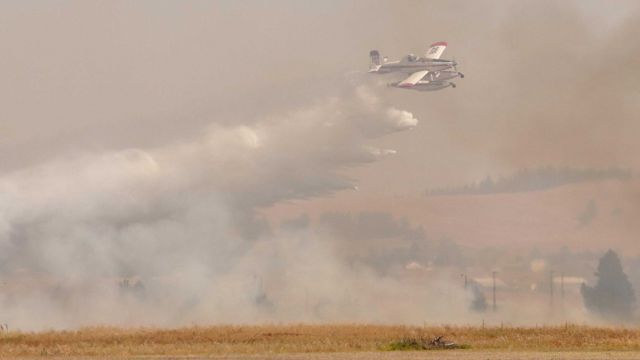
[2, 0, 638, 191]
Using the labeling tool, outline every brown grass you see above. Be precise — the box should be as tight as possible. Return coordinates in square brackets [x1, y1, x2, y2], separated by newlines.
[1, 324, 639, 357]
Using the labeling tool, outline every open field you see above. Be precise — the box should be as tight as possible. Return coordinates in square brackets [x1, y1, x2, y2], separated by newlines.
[1, 324, 640, 358]
[9, 351, 640, 360]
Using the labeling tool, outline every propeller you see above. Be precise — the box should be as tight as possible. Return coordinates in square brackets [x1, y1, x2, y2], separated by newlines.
[452, 58, 464, 78]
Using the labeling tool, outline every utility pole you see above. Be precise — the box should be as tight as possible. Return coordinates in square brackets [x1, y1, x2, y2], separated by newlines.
[461, 273, 468, 290]
[550, 270, 555, 310]
[492, 271, 497, 312]
[561, 273, 565, 302]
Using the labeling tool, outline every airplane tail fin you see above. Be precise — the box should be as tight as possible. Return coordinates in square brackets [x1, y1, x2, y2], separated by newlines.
[369, 50, 381, 69]
[425, 41, 447, 60]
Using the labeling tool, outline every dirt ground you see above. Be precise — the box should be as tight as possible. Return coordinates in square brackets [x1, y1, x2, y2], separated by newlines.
[3, 325, 640, 359]
[16, 351, 640, 360]
[210, 351, 640, 360]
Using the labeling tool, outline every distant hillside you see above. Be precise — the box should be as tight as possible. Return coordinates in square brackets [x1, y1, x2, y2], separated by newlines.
[426, 167, 632, 196]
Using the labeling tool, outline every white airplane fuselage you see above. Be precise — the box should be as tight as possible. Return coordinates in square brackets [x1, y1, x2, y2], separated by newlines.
[388, 80, 455, 91]
[370, 58, 456, 74]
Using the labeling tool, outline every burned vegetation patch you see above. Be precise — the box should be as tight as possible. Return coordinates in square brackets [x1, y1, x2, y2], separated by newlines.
[384, 336, 469, 351]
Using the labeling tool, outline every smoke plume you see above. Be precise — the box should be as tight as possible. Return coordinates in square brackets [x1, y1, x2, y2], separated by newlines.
[0, 86, 424, 329]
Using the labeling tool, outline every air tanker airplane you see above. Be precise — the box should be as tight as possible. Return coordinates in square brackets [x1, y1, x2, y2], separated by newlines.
[369, 42, 464, 91]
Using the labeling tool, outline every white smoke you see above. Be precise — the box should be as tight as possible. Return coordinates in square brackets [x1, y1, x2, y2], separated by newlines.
[0, 85, 420, 329]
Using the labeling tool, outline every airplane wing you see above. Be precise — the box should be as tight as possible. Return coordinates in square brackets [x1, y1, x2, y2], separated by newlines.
[425, 41, 447, 60]
[397, 70, 429, 87]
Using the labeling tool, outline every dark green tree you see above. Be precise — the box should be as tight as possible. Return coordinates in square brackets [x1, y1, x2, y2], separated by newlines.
[581, 250, 636, 321]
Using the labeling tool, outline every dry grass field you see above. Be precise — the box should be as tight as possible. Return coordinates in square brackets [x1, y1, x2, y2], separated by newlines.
[1, 324, 640, 358]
